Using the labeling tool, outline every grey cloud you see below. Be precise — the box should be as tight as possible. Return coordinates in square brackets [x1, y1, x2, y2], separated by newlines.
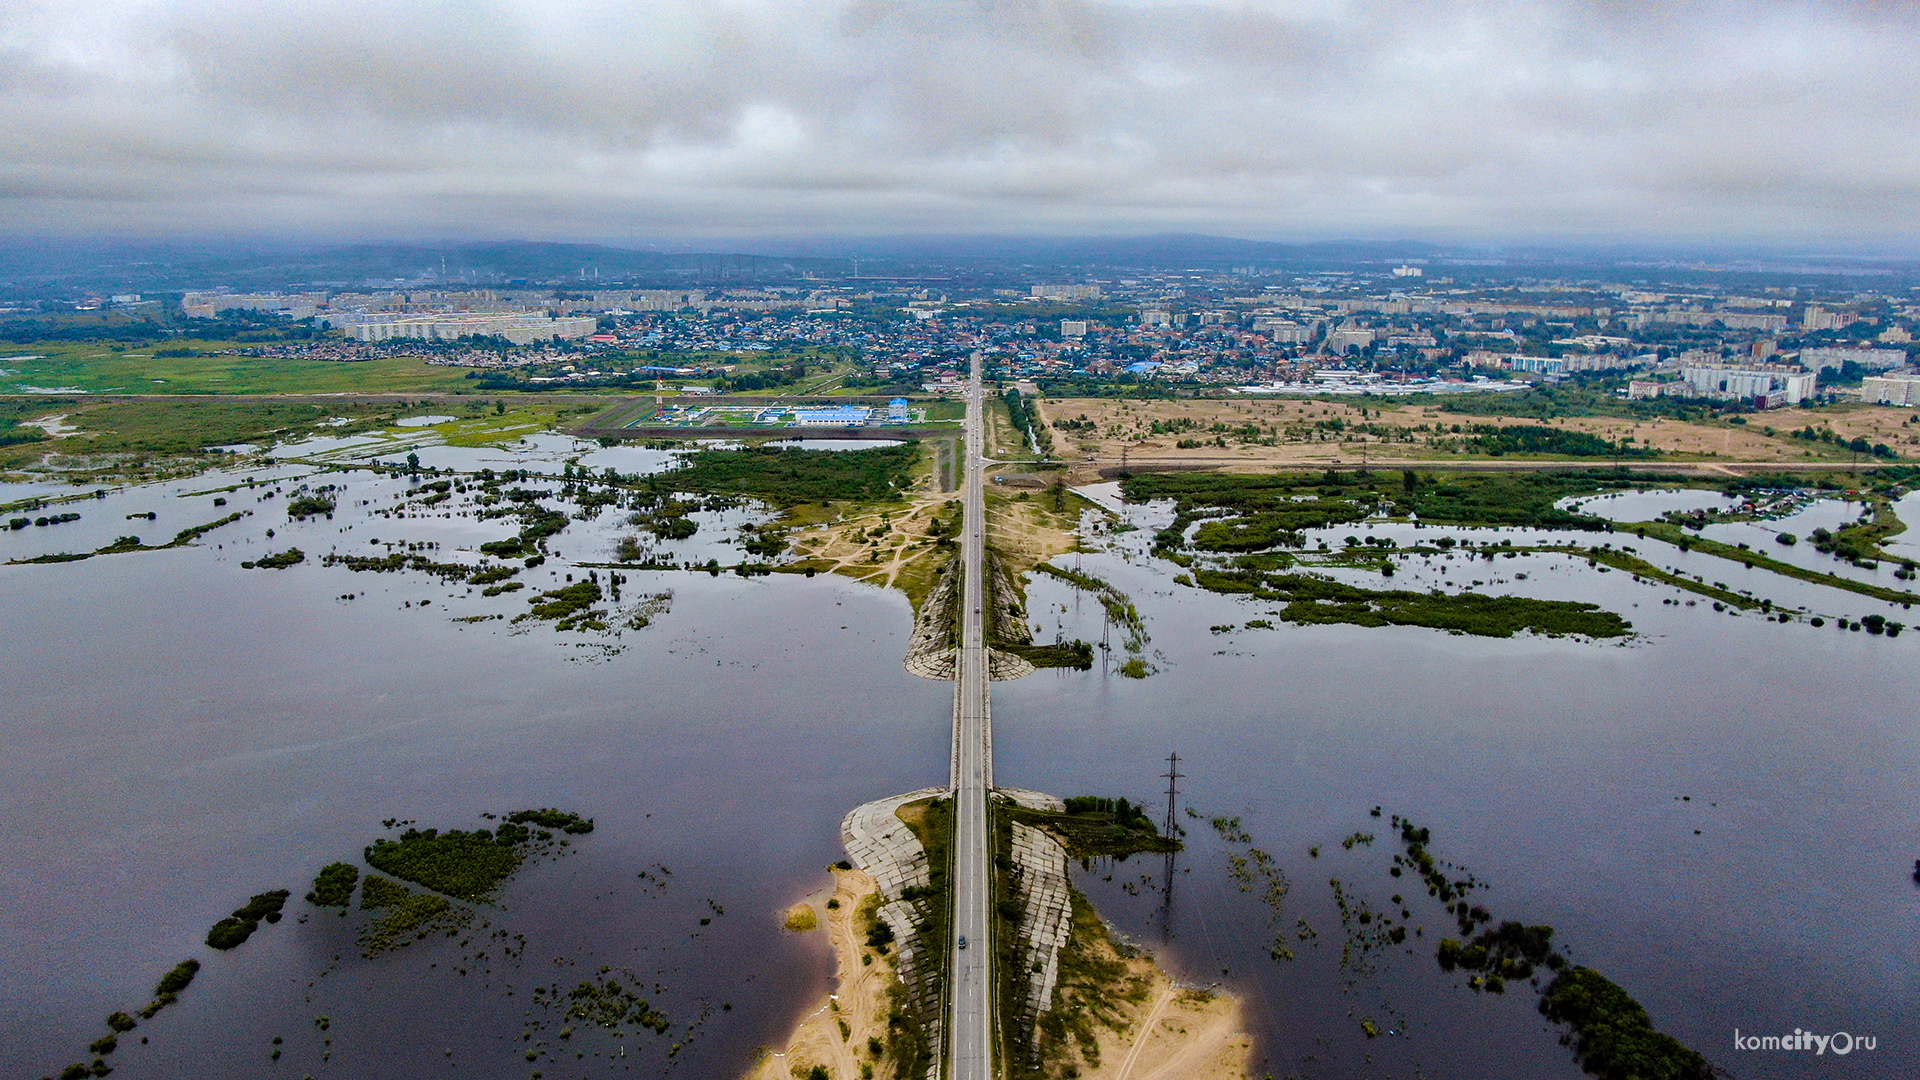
[1, 0, 1917, 244]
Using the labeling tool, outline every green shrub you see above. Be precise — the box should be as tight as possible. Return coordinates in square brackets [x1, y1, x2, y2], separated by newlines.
[359, 875, 412, 910]
[1539, 967, 1712, 1080]
[243, 548, 304, 570]
[205, 917, 254, 950]
[286, 495, 335, 519]
[506, 808, 594, 834]
[667, 443, 918, 503]
[306, 863, 360, 906]
[365, 828, 522, 900]
[206, 889, 288, 949]
[154, 959, 199, 996]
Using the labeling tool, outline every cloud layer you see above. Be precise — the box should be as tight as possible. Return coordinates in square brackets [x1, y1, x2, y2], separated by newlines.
[2, 0, 1917, 245]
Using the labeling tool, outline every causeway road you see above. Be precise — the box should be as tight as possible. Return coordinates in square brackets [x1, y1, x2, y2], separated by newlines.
[947, 351, 994, 1080]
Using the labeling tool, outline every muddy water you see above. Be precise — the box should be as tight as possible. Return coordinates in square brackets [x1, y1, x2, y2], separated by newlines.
[0, 447, 952, 1080]
[3, 464, 1917, 1080]
[997, 490, 1919, 1080]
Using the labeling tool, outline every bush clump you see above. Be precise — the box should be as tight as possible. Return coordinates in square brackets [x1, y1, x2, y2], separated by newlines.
[506, 808, 595, 834]
[139, 959, 201, 1018]
[286, 495, 335, 519]
[666, 443, 919, 503]
[1539, 966, 1713, 1080]
[205, 889, 289, 950]
[242, 548, 305, 570]
[365, 828, 523, 901]
[359, 874, 412, 910]
[306, 863, 360, 906]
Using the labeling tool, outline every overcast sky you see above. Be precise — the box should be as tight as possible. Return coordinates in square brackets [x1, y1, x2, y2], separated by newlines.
[1, 0, 1916, 247]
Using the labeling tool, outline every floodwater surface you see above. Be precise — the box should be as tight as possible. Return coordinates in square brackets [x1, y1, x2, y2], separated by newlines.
[2, 466, 1916, 1080]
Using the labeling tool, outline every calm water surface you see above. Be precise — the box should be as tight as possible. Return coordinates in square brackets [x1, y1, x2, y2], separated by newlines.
[1, 467, 1915, 1080]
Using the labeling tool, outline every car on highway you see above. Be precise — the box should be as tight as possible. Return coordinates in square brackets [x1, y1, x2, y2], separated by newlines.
[957, 936, 968, 950]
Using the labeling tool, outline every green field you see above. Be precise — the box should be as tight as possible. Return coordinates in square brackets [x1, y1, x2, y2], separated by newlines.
[1, 341, 471, 394]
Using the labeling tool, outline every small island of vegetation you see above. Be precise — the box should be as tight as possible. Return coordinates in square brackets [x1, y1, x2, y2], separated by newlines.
[205, 889, 290, 950]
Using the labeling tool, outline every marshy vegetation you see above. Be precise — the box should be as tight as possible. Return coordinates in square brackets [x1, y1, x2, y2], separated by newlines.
[666, 443, 918, 503]
[1124, 469, 1641, 553]
[1031, 562, 1152, 674]
[306, 862, 360, 906]
[983, 550, 1094, 670]
[364, 827, 525, 902]
[242, 547, 304, 570]
[285, 491, 337, 520]
[1189, 566, 1631, 639]
[1392, 816, 1712, 1080]
[291, 807, 594, 956]
[205, 889, 290, 950]
[1008, 796, 1178, 860]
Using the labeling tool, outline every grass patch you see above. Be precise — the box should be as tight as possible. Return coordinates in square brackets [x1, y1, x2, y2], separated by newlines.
[666, 443, 918, 502]
[1191, 567, 1631, 638]
[1124, 469, 1668, 555]
[0, 342, 469, 395]
[1633, 520, 1920, 606]
[61, 400, 396, 455]
[894, 795, 954, 969]
[1008, 798, 1178, 861]
[1020, 890, 1152, 1079]
[783, 904, 819, 932]
[514, 580, 605, 631]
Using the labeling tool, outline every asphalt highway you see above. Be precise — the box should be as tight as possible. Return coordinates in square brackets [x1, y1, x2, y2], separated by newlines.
[946, 351, 993, 1080]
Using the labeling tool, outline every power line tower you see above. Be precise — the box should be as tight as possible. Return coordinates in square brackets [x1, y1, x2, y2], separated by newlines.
[1158, 752, 1184, 944]
[1161, 752, 1183, 838]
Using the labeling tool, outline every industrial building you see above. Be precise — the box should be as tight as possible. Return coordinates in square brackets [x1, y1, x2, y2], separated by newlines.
[793, 405, 874, 426]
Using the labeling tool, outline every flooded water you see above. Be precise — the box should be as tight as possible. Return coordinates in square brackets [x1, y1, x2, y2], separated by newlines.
[1000, 492, 1919, 1080]
[1560, 487, 1736, 521]
[2, 464, 1917, 1080]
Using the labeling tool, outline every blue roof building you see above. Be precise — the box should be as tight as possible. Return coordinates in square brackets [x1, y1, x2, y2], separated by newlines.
[794, 405, 873, 427]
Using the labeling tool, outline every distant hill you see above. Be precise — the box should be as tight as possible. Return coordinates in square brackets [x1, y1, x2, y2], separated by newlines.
[0, 239, 845, 293]
[1, 234, 1913, 293]
[737, 232, 1457, 268]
